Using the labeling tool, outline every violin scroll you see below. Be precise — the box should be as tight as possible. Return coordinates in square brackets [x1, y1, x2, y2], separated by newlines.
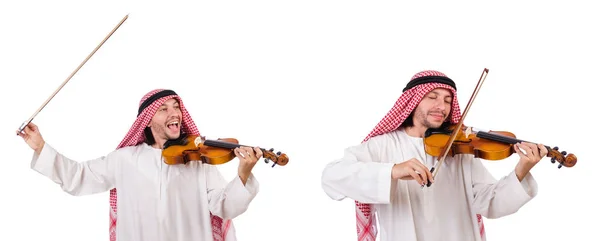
[262, 147, 289, 167]
[546, 146, 577, 168]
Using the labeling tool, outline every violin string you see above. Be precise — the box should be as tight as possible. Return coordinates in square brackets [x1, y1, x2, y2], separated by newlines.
[476, 131, 522, 144]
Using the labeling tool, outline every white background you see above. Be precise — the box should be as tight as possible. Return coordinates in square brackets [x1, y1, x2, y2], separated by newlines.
[1, 1, 598, 240]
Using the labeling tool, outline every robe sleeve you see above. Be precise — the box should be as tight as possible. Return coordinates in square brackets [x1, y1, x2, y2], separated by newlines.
[321, 135, 395, 204]
[205, 164, 259, 220]
[30, 142, 118, 196]
[470, 157, 538, 219]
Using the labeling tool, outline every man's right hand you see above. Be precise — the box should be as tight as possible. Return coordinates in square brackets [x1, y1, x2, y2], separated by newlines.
[391, 158, 434, 186]
[17, 122, 45, 155]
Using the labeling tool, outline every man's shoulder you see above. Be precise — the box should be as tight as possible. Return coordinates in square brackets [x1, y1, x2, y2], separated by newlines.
[112, 143, 149, 156]
[358, 131, 402, 152]
[366, 129, 402, 143]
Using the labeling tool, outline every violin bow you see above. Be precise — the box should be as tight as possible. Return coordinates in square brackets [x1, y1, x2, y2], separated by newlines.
[17, 14, 129, 134]
[424, 68, 489, 188]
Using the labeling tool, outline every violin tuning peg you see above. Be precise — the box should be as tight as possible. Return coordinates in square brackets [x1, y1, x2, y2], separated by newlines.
[550, 157, 556, 163]
[264, 158, 269, 164]
[561, 151, 567, 155]
[276, 151, 281, 155]
[271, 162, 277, 168]
[553, 146, 559, 150]
[269, 148, 274, 152]
[558, 164, 562, 169]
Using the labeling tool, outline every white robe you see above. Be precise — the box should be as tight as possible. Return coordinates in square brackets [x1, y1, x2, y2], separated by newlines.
[321, 128, 537, 241]
[31, 142, 259, 241]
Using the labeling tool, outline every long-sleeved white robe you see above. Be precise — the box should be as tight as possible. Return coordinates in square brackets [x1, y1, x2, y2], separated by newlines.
[31, 142, 259, 241]
[321, 128, 537, 241]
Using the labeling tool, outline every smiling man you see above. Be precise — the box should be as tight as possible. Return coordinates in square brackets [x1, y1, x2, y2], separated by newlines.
[18, 89, 262, 241]
[321, 70, 547, 241]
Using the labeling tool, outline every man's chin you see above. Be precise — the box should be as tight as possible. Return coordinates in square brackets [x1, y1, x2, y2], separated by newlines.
[167, 132, 181, 140]
[425, 122, 444, 129]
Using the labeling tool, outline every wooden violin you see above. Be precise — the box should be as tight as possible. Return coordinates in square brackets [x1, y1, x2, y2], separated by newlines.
[161, 134, 289, 167]
[424, 68, 577, 188]
[423, 122, 577, 169]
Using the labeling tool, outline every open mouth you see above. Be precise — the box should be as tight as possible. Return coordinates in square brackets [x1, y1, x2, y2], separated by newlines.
[166, 120, 180, 131]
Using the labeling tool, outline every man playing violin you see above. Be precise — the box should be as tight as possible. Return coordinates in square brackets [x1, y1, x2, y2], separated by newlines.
[17, 89, 262, 241]
[321, 70, 547, 241]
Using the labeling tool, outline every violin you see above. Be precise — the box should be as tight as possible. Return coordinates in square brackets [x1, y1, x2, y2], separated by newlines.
[423, 122, 577, 168]
[423, 68, 577, 188]
[161, 134, 289, 167]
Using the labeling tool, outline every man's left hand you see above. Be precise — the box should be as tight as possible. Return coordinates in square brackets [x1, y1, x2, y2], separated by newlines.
[234, 146, 263, 185]
[514, 142, 548, 181]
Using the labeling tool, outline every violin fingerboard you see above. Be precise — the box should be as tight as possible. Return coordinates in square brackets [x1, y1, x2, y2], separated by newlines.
[203, 139, 240, 150]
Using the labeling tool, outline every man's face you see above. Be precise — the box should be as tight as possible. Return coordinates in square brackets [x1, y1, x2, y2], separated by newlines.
[148, 98, 182, 143]
[412, 88, 453, 129]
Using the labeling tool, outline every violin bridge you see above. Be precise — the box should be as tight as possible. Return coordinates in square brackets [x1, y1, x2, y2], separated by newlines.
[463, 126, 472, 138]
[194, 136, 203, 147]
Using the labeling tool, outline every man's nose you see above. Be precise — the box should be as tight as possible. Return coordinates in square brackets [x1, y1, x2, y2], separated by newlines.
[167, 107, 179, 117]
[434, 99, 446, 110]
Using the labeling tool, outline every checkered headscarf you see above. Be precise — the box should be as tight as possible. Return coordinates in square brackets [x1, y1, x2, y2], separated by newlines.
[354, 70, 486, 241]
[109, 89, 232, 241]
